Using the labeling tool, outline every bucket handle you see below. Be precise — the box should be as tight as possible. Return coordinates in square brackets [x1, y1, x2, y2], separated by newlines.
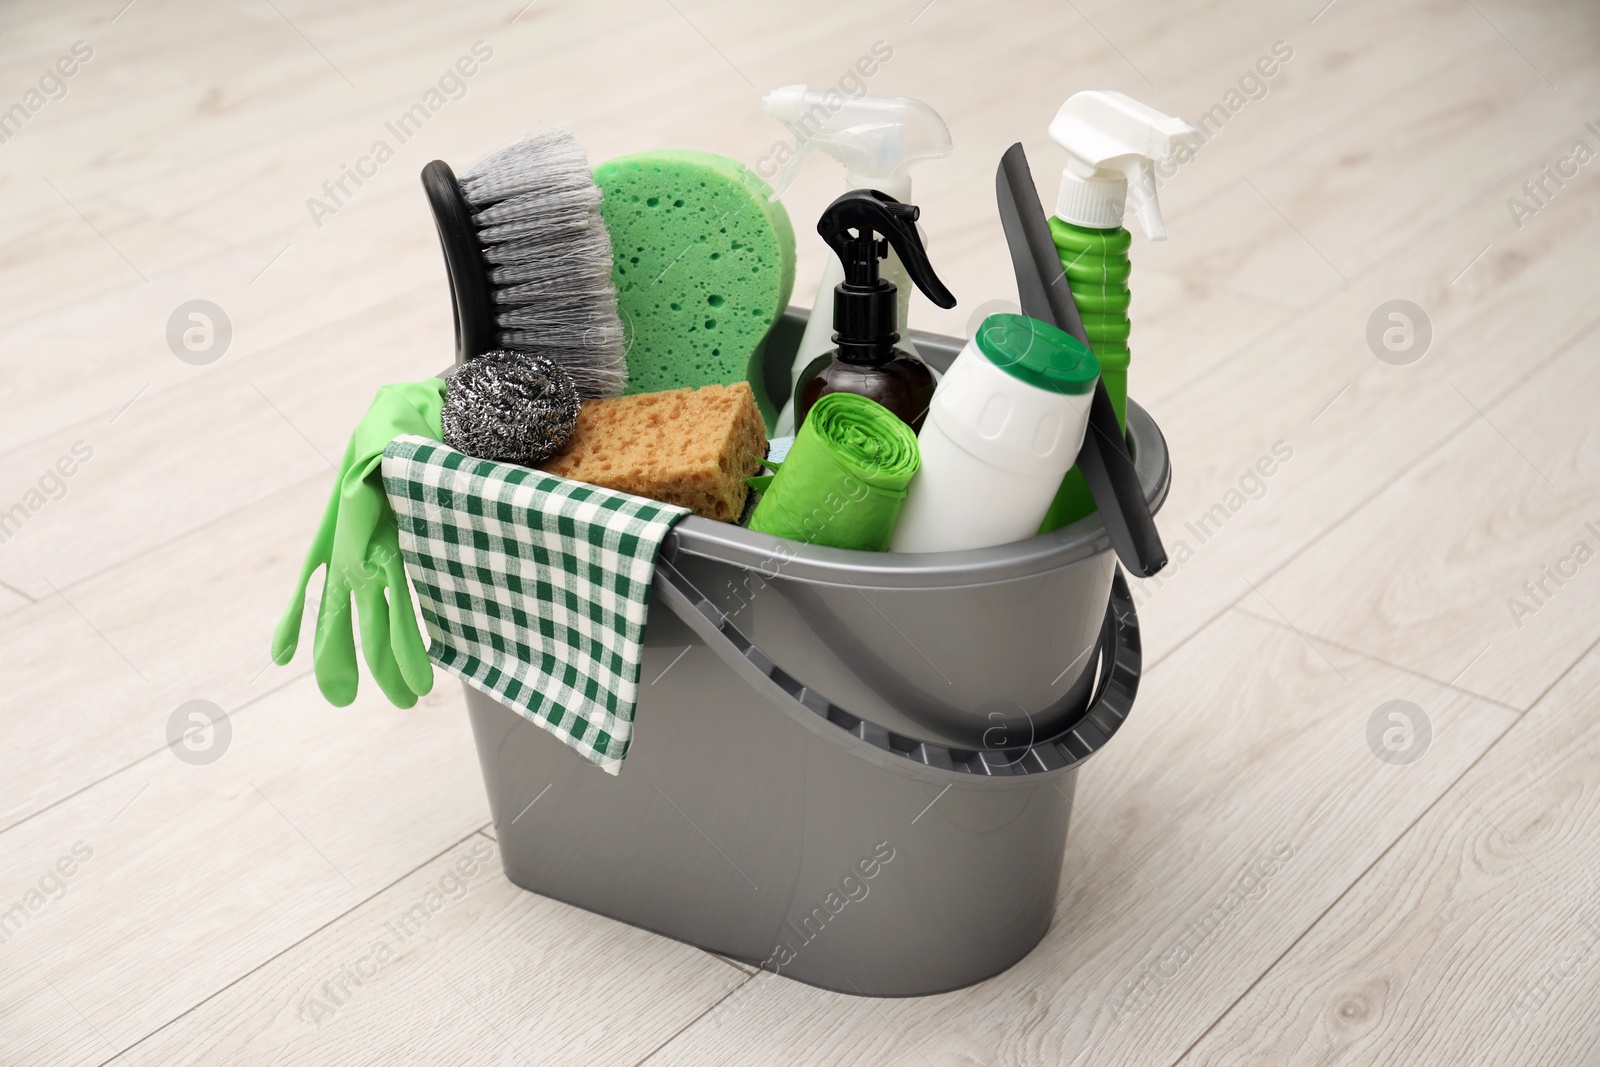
[651, 556, 1141, 777]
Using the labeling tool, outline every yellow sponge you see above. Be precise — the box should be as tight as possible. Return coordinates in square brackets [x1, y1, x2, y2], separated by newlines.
[539, 382, 767, 522]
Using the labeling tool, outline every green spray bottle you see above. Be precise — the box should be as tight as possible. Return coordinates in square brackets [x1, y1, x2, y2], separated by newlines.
[1039, 91, 1197, 533]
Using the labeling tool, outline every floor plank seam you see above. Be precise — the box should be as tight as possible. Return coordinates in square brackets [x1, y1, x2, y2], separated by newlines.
[0, 3, 1576, 300]
[85, 826, 492, 1067]
[12, 93, 467, 311]
[1138, 601, 1238, 679]
[708, 952, 757, 976]
[1164, 710, 1526, 1067]
[1141, 302, 1305, 409]
[1151, 35, 1597, 351]
[1229, 608, 1528, 716]
[3, 10, 1554, 375]
[0, 666, 313, 838]
[2, 8, 627, 328]
[632, 975, 756, 1067]
[1134, 267, 1308, 314]
[0, 275, 438, 469]
[1215, 307, 1600, 632]
[1509, 629, 1600, 720]
[1076, 126, 1595, 425]
[0, 470, 334, 623]
[0, 576, 36, 604]
[1228, 17, 1577, 224]
[1129, 133, 1600, 679]
[33, 14, 529, 221]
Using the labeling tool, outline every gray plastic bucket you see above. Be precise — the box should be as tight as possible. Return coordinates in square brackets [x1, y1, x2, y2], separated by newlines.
[464, 311, 1171, 996]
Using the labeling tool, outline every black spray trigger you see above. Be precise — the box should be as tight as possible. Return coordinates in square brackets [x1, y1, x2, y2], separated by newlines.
[817, 188, 955, 309]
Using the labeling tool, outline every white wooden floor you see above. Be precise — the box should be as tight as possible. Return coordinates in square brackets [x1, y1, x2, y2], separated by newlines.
[2, 0, 1598, 1063]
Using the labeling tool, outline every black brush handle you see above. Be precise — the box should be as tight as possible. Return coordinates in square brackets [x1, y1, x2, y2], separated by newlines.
[995, 142, 1167, 578]
[421, 160, 496, 365]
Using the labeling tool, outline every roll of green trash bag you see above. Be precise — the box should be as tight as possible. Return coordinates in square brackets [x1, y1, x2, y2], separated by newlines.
[748, 392, 919, 551]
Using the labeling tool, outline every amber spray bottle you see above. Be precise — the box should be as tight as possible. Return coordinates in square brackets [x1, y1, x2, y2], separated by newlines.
[792, 189, 956, 433]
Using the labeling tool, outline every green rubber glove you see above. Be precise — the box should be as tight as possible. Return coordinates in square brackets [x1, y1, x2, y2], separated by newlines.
[748, 392, 919, 551]
[272, 379, 447, 708]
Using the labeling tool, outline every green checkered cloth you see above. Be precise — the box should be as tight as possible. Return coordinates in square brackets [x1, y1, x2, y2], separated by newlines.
[381, 435, 689, 771]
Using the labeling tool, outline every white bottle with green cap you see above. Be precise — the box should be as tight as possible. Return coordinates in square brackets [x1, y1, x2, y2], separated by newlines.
[891, 313, 1100, 553]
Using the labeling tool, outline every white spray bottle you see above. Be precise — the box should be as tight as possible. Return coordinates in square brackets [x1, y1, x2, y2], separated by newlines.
[762, 85, 953, 436]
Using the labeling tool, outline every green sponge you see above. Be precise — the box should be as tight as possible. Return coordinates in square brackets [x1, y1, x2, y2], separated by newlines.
[593, 151, 795, 402]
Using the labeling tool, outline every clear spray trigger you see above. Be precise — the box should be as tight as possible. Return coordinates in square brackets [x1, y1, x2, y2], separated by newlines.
[769, 137, 818, 201]
[1120, 158, 1166, 241]
[761, 85, 952, 201]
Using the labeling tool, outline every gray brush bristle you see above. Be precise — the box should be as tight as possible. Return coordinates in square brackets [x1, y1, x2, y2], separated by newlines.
[460, 130, 626, 397]
[441, 350, 582, 466]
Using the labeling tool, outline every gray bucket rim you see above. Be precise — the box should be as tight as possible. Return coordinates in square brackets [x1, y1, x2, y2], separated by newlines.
[666, 398, 1170, 589]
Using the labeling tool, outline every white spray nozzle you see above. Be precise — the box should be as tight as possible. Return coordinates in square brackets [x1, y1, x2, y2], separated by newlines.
[761, 85, 952, 201]
[1047, 90, 1198, 240]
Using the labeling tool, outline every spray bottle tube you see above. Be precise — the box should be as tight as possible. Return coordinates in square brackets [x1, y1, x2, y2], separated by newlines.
[761, 86, 952, 435]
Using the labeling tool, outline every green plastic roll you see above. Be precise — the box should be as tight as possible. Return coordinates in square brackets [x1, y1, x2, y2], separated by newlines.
[748, 392, 918, 551]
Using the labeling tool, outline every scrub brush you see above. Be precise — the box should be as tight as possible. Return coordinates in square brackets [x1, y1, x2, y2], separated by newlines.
[422, 130, 628, 396]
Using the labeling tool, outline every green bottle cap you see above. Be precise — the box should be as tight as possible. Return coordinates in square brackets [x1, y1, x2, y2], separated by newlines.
[973, 313, 1100, 395]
